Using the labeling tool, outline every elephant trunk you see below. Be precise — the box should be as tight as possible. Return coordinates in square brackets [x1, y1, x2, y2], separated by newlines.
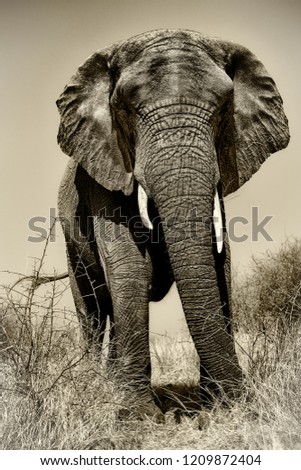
[136, 102, 243, 399]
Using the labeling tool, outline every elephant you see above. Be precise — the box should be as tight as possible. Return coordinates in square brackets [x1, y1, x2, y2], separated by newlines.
[56, 29, 289, 420]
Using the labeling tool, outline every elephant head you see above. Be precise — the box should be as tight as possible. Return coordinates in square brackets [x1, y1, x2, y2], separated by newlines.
[57, 30, 289, 403]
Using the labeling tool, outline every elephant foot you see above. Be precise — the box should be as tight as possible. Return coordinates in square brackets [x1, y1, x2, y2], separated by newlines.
[117, 401, 165, 424]
[200, 376, 245, 407]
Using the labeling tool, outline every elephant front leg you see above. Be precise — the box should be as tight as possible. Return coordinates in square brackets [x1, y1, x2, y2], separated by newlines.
[105, 252, 164, 421]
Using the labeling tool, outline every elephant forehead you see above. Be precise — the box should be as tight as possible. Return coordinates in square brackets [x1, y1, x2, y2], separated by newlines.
[113, 29, 209, 61]
[111, 29, 228, 71]
[113, 46, 233, 109]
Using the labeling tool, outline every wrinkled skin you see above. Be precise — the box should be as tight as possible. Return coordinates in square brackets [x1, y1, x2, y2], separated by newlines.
[57, 30, 289, 419]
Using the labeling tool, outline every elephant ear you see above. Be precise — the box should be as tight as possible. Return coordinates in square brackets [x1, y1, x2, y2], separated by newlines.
[56, 44, 134, 195]
[216, 43, 290, 196]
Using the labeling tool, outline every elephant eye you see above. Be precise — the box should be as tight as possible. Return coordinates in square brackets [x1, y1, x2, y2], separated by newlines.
[225, 62, 235, 80]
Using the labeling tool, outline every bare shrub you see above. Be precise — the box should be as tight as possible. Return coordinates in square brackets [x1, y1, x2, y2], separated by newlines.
[0, 243, 131, 449]
[233, 238, 301, 378]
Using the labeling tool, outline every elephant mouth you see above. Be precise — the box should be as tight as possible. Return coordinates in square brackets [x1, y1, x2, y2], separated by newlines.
[138, 182, 224, 252]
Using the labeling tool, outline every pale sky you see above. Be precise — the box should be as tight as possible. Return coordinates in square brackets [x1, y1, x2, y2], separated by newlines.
[1, 0, 300, 335]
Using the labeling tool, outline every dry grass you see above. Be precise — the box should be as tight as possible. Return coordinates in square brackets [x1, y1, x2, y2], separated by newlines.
[233, 239, 301, 336]
[1, 239, 301, 449]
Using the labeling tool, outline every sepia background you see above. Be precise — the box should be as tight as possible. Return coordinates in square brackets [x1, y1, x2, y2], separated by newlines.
[1, 0, 300, 335]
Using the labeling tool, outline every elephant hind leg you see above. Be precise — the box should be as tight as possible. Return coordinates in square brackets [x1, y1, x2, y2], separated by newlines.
[66, 242, 113, 351]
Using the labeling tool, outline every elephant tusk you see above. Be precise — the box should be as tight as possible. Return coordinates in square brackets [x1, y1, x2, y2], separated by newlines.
[213, 190, 224, 253]
[138, 184, 153, 230]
